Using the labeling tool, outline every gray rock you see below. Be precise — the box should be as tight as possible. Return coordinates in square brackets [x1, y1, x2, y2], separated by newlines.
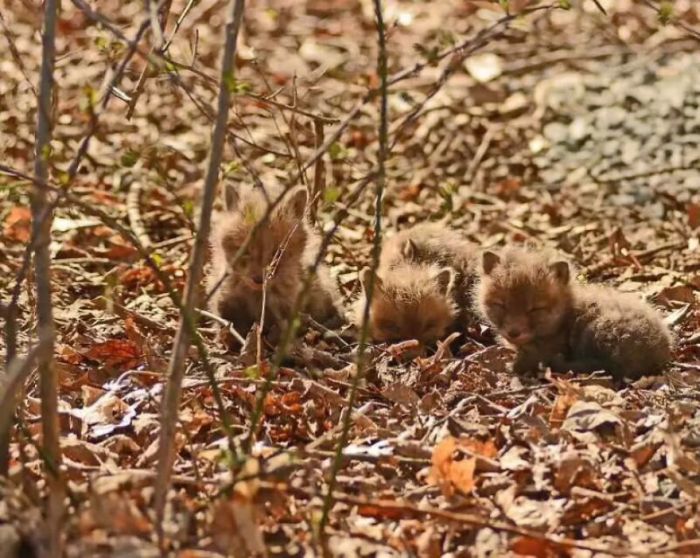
[601, 139, 619, 158]
[596, 106, 627, 128]
[543, 122, 569, 144]
[621, 140, 641, 165]
[684, 175, 700, 190]
[568, 117, 590, 143]
[626, 85, 655, 105]
[540, 168, 566, 184]
[610, 193, 636, 206]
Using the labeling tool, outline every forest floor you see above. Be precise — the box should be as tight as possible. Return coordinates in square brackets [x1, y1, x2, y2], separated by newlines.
[3, 0, 700, 556]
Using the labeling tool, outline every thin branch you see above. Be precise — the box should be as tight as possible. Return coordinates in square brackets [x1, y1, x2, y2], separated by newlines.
[3, 16, 150, 379]
[391, 4, 558, 145]
[320, 0, 389, 533]
[241, 173, 375, 454]
[310, 119, 325, 223]
[307, 490, 638, 556]
[637, 0, 700, 40]
[0, 164, 236, 494]
[0, 10, 37, 97]
[154, 0, 246, 537]
[32, 0, 63, 552]
[125, 0, 173, 119]
[162, 0, 197, 52]
[0, 342, 48, 462]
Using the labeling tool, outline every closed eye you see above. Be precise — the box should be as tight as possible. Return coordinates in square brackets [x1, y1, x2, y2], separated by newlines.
[528, 306, 549, 315]
[376, 320, 399, 332]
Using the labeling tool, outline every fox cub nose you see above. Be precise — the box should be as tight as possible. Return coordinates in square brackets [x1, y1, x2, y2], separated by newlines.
[506, 327, 522, 339]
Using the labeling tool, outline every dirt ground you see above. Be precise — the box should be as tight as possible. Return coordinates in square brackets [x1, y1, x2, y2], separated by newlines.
[3, 0, 700, 555]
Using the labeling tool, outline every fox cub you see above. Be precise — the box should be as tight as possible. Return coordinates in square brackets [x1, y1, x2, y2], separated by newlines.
[207, 184, 341, 342]
[354, 222, 476, 344]
[475, 246, 673, 379]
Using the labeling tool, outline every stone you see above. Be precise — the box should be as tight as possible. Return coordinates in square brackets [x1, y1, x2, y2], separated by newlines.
[543, 122, 568, 144]
[596, 106, 627, 128]
[568, 117, 589, 143]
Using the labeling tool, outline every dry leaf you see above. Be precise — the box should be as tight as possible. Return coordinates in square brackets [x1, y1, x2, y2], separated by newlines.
[428, 436, 496, 495]
[3, 206, 31, 242]
[85, 339, 142, 369]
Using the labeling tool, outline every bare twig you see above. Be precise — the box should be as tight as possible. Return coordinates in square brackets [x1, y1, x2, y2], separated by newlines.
[0, 342, 48, 462]
[589, 162, 699, 184]
[32, 0, 63, 552]
[0, 164, 236, 498]
[162, 0, 197, 53]
[637, 0, 700, 40]
[0, 10, 37, 97]
[320, 0, 389, 533]
[154, 0, 246, 536]
[126, 0, 173, 119]
[3, 16, 150, 377]
[241, 174, 375, 453]
[391, 4, 559, 145]
[311, 491, 638, 556]
[310, 119, 326, 223]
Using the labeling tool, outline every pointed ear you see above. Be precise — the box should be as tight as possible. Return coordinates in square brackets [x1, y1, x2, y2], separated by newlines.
[360, 267, 382, 297]
[286, 186, 308, 219]
[433, 267, 455, 296]
[401, 239, 417, 259]
[481, 251, 500, 275]
[550, 261, 570, 284]
[223, 183, 239, 211]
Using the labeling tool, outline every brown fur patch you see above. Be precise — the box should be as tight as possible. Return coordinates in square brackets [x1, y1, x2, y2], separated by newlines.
[206, 184, 341, 343]
[378, 222, 477, 329]
[475, 246, 672, 379]
[354, 263, 457, 344]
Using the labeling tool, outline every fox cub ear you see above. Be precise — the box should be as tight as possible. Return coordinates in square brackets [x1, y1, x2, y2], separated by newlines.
[549, 261, 570, 284]
[360, 268, 383, 297]
[286, 186, 308, 219]
[481, 251, 500, 275]
[223, 183, 240, 211]
[433, 267, 455, 296]
[401, 239, 417, 259]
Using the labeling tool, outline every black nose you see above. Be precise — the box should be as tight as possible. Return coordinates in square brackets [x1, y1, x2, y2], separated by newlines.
[252, 274, 264, 285]
[507, 328, 521, 339]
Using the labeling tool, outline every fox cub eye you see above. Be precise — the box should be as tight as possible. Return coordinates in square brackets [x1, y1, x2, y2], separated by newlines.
[528, 306, 548, 315]
[377, 319, 398, 332]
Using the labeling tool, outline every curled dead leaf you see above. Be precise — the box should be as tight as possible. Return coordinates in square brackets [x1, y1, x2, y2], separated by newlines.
[550, 391, 579, 429]
[3, 206, 31, 242]
[85, 338, 142, 369]
[510, 536, 561, 558]
[428, 436, 497, 495]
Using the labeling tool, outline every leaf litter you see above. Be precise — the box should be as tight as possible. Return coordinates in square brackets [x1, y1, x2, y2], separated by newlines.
[2, 0, 700, 556]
